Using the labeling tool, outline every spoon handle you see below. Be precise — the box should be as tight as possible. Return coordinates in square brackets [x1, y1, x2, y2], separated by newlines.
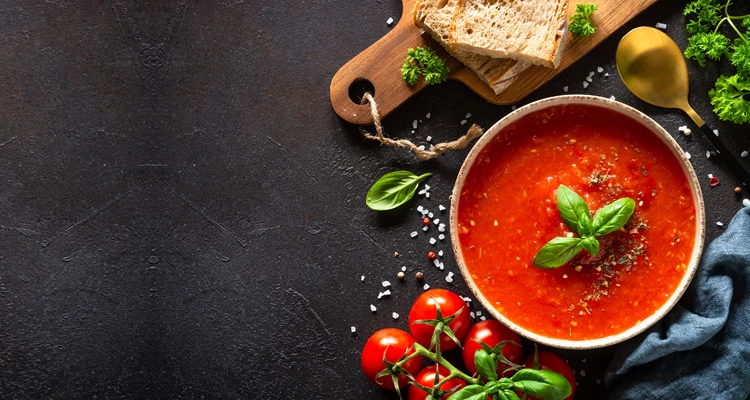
[699, 124, 750, 187]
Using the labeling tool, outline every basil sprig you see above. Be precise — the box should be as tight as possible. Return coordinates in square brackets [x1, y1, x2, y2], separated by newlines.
[532, 184, 635, 269]
[366, 171, 431, 211]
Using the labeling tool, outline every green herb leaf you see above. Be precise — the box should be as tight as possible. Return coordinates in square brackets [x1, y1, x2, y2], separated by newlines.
[511, 369, 573, 400]
[591, 198, 636, 236]
[501, 390, 522, 400]
[474, 349, 498, 381]
[450, 385, 489, 400]
[710, 74, 750, 124]
[532, 237, 583, 268]
[568, 3, 598, 38]
[731, 41, 750, 78]
[366, 171, 431, 211]
[401, 47, 449, 86]
[556, 185, 592, 235]
[581, 236, 600, 256]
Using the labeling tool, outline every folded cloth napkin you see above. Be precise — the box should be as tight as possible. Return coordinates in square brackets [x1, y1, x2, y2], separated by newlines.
[606, 207, 750, 400]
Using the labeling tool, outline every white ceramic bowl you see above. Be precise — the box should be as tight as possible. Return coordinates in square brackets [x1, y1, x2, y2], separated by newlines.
[450, 95, 706, 349]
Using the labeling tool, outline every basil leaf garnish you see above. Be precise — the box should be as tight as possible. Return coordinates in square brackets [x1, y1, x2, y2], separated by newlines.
[474, 349, 498, 381]
[556, 185, 592, 235]
[581, 236, 600, 256]
[592, 197, 636, 236]
[500, 390, 522, 400]
[449, 385, 489, 400]
[532, 237, 583, 268]
[365, 171, 431, 211]
[511, 369, 572, 400]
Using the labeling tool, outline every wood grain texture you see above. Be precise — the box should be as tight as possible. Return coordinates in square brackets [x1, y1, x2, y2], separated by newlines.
[331, 0, 659, 125]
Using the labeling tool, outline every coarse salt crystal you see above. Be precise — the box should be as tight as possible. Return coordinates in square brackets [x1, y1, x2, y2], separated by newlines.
[604, 72, 610, 77]
[425, 192, 430, 198]
[439, 263, 444, 270]
[417, 205, 423, 212]
[428, 212, 434, 218]
[714, 129, 719, 136]
[583, 81, 590, 89]
[393, 312, 399, 320]
[465, 113, 472, 119]
[476, 311, 482, 316]
[597, 66, 604, 73]
[743, 199, 750, 207]
[426, 136, 432, 142]
[371, 304, 377, 312]
[586, 76, 593, 83]
[433, 218, 440, 225]
[412, 120, 418, 129]
[708, 174, 713, 179]
[439, 204, 446, 211]
[446, 272, 454, 283]
[480, 316, 486, 321]
[580, 370, 586, 377]
[401, 266, 407, 272]
[429, 237, 437, 245]
[460, 119, 467, 125]
[439, 234, 445, 240]
[685, 152, 692, 160]
[423, 226, 429, 232]
[609, 95, 616, 100]
[421, 209, 429, 216]
[426, 113, 431, 119]
[717, 221, 724, 227]
[424, 184, 430, 191]
[418, 145, 425, 150]
[382, 281, 391, 288]
[742, 150, 748, 158]
[438, 225, 446, 233]
[470, 311, 476, 319]
[386, 17, 394, 25]
[462, 296, 472, 303]
[434, 259, 441, 267]
[655, 22, 667, 29]
[438, 250, 444, 257]
[511, 105, 517, 110]
[707, 151, 711, 159]
[563, 86, 569, 93]
[351, 326, 356, 333]
[361, 275, 365, 281]
[423, 284, 430, 290]
[410, 231, 418, 238]
[411, 130, 415, 134]
[589, 71, 595, 77]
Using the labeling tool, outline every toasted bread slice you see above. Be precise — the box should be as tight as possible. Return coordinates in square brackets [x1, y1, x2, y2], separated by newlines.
[450, 0, 569, 69]
[414, 0, 530, 94]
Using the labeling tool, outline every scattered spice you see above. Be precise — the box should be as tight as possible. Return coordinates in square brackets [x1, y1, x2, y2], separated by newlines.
[398, 271, 405, 280]
[416, 271, 424, 280]
[735, 186, 742, 194]
[422, 217, 431, 226]
[428, 251, 437, 260]
[709, 176, 720, 187]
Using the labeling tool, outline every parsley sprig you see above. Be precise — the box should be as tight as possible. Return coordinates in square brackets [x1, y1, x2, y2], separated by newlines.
[684, 0, 750, 124]
[568, 3, 598, 38]
[401, 47, 449, 86]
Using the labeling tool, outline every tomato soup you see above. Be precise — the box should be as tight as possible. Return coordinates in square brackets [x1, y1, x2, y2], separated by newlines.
[456, 104, 697, 340]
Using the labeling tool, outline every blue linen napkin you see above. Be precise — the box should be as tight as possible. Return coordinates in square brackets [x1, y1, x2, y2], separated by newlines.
[606, 207, 750, 400]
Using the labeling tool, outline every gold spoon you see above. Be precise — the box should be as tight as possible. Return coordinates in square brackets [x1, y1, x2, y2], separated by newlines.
[616, 26, 750, 186]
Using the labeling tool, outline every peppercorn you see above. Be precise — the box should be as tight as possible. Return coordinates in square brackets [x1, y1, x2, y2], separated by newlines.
[427, 251, 437, 260]
[735, 186, 742, 194]
[397, 271, 405, 280]
[416, 272, 424, 280]
[422, 217, 430, 226]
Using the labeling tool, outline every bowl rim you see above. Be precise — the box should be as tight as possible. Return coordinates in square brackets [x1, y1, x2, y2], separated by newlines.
[449, 95, 706, 350]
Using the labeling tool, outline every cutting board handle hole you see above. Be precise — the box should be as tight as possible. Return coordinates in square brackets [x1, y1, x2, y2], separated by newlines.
[348, 78, 376, 105]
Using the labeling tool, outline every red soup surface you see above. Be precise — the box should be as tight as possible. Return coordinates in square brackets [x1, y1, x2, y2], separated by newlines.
[456, 104, 696, 340]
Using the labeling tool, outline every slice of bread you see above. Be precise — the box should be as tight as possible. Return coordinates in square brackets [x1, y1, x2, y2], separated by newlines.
[450, 0, 569, 69]
[414, 0, 530, 94]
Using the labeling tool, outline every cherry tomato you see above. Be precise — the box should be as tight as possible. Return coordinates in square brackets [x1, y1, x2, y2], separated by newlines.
[408, 365, 466, 400]
[361, 328, 423, 390]
[523, 352, 576, 400]
[462, 320, 523, 377]
[408, 289, 470, 351]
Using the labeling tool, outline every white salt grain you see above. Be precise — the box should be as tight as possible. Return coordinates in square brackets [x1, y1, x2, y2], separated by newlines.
[714, 129, 719, 136]
[580, 370, 587, 377]
[597, 66, 604, 73]
[589, 71, 595, 77]
[563, 86, 569, 93]
[512, 105, 517, 110]
[470, 311, 476, 319]
[586, 76, 593, 83]
[655, 22, 667, 29]
[480, 316, 486, 321]
[387, 17, 394, 25]
[707, 151, 711, 159]
[434, 259, 441, 268]
[401, 266, 407, 272]
[361, 275, 365, 281]
[685, 152, 692, 160]
[393, 312, 399, 320]
[433, 218, 440, 225]
[417, 205, 424, 212]
[423, 226, 429, 232]
[708, 174, 713, 179]
[429, 237, 437, 245]
[423, 284, 430, 290]
[439, 204, 446, 211]
[425, 192, 430, 198]
[410, 231, 418, 238]
[717, 221, 724, 227]
[418, 145, 425, 150]
[439, 234, 445, 240]
[604, 72, 610, 77]
[413, 120, 418, 129]
[465, 113, 472, 119]
[743, 199, 750, 207]
[742, 150, 748, 158]
[460, 119, 467, 125]
[351, 326, 356, 333]
[583, 81, 590, 89]
[429, 212, 434, 218]
[446, 272, 454, 283]
[382, 281, 391, 288]
[609, 95, 616, 100]
[425, 184, 431, 190]
[438, 250, 444, 257]
[426, 136, 432, 142]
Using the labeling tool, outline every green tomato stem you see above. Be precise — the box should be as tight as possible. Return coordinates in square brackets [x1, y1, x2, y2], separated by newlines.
[412, 345, 478, 384]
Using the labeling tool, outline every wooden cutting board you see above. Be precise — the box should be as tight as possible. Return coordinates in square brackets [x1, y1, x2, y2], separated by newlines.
[331, 0, 658, 125]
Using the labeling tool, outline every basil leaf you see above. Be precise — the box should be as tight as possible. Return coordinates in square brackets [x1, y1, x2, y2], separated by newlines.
[592, 197, 636, 236]
[474, 349, 498, 381]
[532, 237, 583, 269]
[366, 171, 431, 211]
[511, 369, 572, 400]
[556, 185, 592, 235]
[501, 390, 521, 400]
[450, 385, 489, 400]
[581, 236, 600, 256]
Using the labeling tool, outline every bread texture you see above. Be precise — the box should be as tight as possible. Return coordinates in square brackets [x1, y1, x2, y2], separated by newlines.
[450, 0, 569, 68]
[414, 0, 530, 94]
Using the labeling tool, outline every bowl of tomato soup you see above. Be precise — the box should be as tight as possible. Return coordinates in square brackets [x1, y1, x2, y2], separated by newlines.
[450, 95, 705, 349]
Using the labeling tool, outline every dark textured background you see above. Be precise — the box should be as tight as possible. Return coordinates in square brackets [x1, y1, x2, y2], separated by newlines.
[0, 0, 748, 399]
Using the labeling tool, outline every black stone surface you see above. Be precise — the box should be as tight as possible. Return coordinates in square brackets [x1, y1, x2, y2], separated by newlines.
[0, 1, 748, 399]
